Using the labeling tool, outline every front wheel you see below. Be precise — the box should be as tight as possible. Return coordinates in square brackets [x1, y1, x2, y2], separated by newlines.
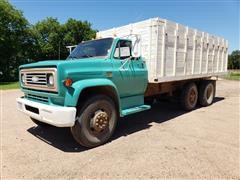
[71, 95, 118, 148]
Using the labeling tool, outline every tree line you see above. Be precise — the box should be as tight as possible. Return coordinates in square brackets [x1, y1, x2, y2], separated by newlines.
[0, 0, 239, 82]
[228, 50, 240, 70]
[0, 0, 96, 82]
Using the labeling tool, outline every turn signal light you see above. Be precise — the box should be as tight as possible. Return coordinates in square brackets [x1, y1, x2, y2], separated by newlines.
[64, 78, 73, 87]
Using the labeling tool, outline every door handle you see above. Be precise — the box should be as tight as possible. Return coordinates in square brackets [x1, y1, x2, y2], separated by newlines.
[105, 71, 112, 78]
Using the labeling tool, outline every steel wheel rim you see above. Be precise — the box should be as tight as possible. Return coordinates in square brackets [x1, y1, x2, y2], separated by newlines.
[90, 110, 110, 133]
[189, 88, 197, 105]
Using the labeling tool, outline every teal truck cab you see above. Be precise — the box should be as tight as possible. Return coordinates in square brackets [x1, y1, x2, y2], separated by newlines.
[17, 37, 151, 147]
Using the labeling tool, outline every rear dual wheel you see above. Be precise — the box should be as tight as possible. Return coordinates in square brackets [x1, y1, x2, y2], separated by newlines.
[180, 81, 215, 111]
[198, 81, 215, 106]
[180, 83, 198, 111]
[71, 95, 117, 148]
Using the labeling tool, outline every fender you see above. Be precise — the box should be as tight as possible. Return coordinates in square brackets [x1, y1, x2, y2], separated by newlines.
[64, 78, 121, 113]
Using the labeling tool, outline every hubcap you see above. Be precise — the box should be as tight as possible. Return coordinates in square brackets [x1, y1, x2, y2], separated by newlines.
[189, 88, 196, 104]
[90, 110, 109, 132]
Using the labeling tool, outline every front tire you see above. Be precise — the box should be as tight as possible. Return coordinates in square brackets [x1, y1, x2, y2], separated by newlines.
[71, 95, 117, 148]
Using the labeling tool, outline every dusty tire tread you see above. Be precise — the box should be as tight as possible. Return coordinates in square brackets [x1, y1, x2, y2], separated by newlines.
[180, 82, 198, 111]
[71, 95, 117, 148]
[198, 80, 215, 107]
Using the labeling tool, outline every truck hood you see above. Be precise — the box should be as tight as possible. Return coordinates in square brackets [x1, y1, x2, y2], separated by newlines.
[19, 58, 111, 97]
[19, 58, 110, 87]
[19, 58, 106, 69]
[19, 60, 66, 69]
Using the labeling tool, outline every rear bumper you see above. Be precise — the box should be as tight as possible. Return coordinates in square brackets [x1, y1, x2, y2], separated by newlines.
[16, 97, 76, 127]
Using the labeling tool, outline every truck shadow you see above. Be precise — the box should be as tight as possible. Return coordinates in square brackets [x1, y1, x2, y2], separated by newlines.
[27, 97, 224, 152]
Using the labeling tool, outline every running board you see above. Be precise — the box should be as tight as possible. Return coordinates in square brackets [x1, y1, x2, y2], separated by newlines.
[121, 105, 151, 116]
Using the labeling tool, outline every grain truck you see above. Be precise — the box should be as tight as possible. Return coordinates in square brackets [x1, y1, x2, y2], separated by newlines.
[17, 17, 228, 148]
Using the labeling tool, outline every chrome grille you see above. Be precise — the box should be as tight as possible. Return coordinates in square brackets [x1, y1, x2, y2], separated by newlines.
[20, 68, 57, 92]
[26, 73, 47, 85]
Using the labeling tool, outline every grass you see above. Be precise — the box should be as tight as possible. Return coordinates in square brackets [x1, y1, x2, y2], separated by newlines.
[224, 71, 240, 81]
[0, 82, 20, 90]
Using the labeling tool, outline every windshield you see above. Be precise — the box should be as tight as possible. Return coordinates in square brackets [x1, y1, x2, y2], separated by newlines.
[67, 38, 113, 59]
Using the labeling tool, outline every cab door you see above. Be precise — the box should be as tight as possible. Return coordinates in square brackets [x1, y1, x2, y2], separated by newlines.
[111, 39, 148, 98]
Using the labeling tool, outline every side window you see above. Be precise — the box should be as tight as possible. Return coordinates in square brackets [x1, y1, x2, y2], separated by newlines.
[114, 40, 132, 59]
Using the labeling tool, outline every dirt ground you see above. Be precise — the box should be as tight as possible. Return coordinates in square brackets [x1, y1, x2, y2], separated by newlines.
[1, 79, 239, 179]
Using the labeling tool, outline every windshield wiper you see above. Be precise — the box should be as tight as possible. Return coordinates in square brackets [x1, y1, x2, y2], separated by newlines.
[80, 54, 94, 58]
[67, 54, 94, 60]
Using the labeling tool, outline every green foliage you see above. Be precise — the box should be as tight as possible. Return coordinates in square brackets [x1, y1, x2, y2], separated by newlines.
[32, 18, 96, 60]
[61, 18, 96, 58]
[0, 0, 31, 81]
[33, 17, 62, 60]
[228, 50, 240, 69]
[0, 0, 96, 82]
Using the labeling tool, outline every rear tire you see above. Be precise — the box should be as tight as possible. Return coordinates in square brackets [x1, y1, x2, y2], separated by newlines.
[198, 81, 215, 106]
[180, 82, 198, 111]
[71, 95, 117, 148]
[30, 117, 51, 127]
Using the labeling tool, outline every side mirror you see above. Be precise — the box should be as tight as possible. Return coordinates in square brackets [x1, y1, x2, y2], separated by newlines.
[119, 47, 131, 58]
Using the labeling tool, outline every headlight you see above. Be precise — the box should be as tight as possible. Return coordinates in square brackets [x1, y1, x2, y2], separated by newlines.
[21, 74, 26, 84]
[47, 74, 54, 86]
